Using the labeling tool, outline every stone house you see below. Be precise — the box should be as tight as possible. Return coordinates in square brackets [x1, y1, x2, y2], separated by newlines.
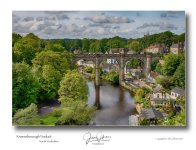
[150, 85, 170, 106]
[170, 87, 185, 100]
[170, 42, 184, 55]
[144, 44, 165, 54]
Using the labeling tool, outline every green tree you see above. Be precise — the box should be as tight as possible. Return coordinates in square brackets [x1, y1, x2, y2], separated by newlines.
[37, 65, 62, 101]
[12, 33, 43, 64]
[32, 50, 71, 75]
[155, 76, 173, 90]
[163, 53, 180, 76]
[128, 41, 141, 53]
[155, 63, 163, 74]
[82, 38, 90, 51]
[58, 70, 88, 103]
[13, 62, 39, 113]
[84, 66, 93, 73]
[45, 42, 65, 52]
[173, 61, 185, 88]
[157, 31, 173, 48]
[12, 32, 22, 46]
[134, 89, 145, 103]
[32, 50, 71, 101]
[150, 58, 159, 71]
[13, 103, 38, 126]
[127, 58, 142, 68]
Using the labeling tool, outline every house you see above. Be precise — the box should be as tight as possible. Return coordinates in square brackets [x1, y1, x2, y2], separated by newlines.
[170, 87, 185, 100]
[144, 44, 165, 54]
[147, 71, 159, 83]
[140, 108, 164, 124]
[170, 42, 184, 55]
[150, 85, 170, 106]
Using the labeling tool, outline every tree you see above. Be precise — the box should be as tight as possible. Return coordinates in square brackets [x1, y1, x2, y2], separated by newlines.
[45, 41, 65, 52]
[12, 33, 43, 64]
[150, 58, 159, 71]
[13, 103, 38, 126]
[58, 70, 88, 103]
[84, 66, 93, 73]
[163, 53, 180, 76]
[157, 31, 173, 48]
[13, 63, 39, 113]
[32, 50, 71, 101]
[82, 38, 90, 51]
[12, 32, 22, 46]
[134, 89, 145, 103]
[173, 61, 185, 88]
[128, 41, 141, 53]
[32, 50, 71, 75]
[155, 76, 173, 90]
[37, 65, 62, 101]
[127, 58, 142, 68]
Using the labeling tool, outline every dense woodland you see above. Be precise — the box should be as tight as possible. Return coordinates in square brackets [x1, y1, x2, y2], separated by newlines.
[12, 31, 185, 126]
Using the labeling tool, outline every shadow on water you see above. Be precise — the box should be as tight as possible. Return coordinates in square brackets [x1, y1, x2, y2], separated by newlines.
[87, 79, 136, 125]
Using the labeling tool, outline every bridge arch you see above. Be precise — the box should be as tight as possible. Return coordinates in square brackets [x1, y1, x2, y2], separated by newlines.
[73, 53, 155, 86]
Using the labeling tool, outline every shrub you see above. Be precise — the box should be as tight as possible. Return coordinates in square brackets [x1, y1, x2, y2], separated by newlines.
[13, 103, 38, 126]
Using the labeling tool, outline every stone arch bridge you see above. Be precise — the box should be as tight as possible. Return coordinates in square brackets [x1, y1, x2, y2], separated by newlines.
[73, 53, 159, 86]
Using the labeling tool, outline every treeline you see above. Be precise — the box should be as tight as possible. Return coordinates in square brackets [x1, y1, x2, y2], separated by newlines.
[47, 31, 185, 53]
[13, 31, 185, 55]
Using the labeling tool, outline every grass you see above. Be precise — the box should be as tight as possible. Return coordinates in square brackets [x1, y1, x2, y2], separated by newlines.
[30, 113, 59, 126]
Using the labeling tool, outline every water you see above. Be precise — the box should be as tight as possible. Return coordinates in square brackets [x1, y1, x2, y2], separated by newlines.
[38, 78, 136, 126]
[87, 79, 136, 126]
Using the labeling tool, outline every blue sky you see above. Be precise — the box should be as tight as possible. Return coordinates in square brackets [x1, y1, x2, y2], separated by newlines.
[12, 11, 185, 39]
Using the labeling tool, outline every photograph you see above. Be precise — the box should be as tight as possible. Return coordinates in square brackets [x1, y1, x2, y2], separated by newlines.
[12, 11, 186, 126]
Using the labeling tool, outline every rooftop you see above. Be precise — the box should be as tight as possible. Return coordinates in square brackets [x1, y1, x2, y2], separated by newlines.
[141, 108, 164, 119]
[171, 87, 185, 95]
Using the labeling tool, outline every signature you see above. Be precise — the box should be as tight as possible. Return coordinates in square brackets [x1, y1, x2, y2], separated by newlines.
[83, 131, 111, 145]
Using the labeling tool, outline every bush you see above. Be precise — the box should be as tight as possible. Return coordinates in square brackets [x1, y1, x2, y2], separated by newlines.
[13, 103, 38, 126]
[55, 100, 96, 125]
[52, 108, 62, 117]
[84, 66, 93, 73]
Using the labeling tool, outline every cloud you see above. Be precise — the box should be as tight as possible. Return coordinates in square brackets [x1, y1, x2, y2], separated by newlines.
[160, 11, 182, 18]
[44, 16, 56, 21]
[160, 13, 167, 18]
[44, 11, 70, 20]
[12, 14, 20, 23]
[36, 17, 44, 22]
[23, 17, 34, 22]
[84, 14, 134, 24]
[137, 22, 178, 30]
[56, 14, 69, 20]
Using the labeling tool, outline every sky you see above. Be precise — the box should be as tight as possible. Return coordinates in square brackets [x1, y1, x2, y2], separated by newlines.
[12, 11, 185, 39]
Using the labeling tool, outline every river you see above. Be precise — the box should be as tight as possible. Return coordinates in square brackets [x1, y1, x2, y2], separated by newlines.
[38, 78, 136, 126]
[87, 79, 136, 126]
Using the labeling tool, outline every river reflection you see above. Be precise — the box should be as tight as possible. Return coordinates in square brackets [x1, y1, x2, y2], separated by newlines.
[87, 79, 136, 126]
